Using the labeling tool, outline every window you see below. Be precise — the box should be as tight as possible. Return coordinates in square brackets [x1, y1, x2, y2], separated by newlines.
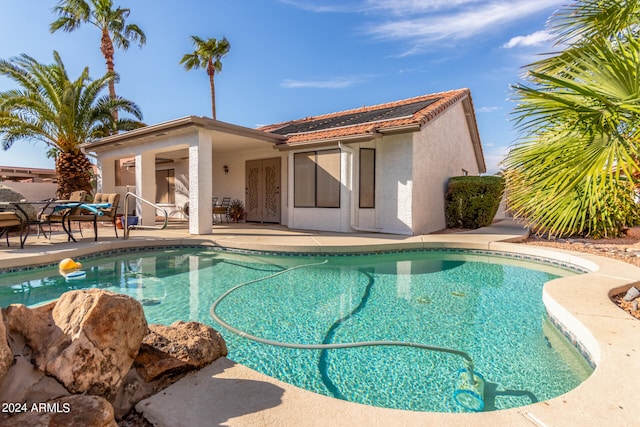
[155, 169, 175, 204]
[294, 149, 341, 208]
[359, 149, 375, 208]
[115, 159, 135, 186]
[294, 152, 315, 207]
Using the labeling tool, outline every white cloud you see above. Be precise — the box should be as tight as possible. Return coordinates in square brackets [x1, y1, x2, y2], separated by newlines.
[503, 30, 552, 48]
[483, 146, 511, 175]
[365, 0, 563, 44]
[281, 76, 362, 89]
[280, 0, 565, 55]
[477, 106, 501, 113]
[277, 0, 365, 13]
[365, 0, 484, 15]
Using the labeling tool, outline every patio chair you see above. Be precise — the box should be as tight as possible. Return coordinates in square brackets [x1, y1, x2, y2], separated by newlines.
[213, 197, 231, 223]
[66, 193, 121, 241]
[211, 197, 218, 224]
[39, 190, 87, 239]
[34, 198, 56, 239]
[0, 210, 24, 248]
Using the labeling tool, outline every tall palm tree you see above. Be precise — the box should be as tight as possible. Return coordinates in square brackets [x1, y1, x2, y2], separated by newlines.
[180, 36, 230, 119]
[503, 0, 640, 238]
[50, 0, 146, 121]
[0, 51, 144, 198]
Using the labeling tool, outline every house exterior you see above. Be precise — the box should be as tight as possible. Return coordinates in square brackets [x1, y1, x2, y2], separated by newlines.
[82, 88, 485, 236]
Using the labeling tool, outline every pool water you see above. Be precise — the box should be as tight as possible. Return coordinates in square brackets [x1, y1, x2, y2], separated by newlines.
[0, 248, 593, 412]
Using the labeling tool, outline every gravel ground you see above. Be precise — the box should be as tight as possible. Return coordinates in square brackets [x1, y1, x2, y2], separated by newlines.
[522, 234, 640, 320]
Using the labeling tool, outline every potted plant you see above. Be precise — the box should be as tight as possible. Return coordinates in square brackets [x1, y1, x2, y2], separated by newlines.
[228, 199, 245, 223]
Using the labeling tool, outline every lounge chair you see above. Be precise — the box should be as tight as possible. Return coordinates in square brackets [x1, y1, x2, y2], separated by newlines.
[0, 210, 24, 248]
[34, 198, 56, 239]
[66, 193, 121, 241]
[38, 190, 87, 239]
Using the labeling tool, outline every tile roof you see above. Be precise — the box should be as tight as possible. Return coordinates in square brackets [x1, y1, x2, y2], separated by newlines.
[258, 88, 473, 145]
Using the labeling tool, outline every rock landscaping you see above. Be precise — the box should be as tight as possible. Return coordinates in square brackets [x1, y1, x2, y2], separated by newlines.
[0, 289, 227, 426]
[524, 230, 640, 320]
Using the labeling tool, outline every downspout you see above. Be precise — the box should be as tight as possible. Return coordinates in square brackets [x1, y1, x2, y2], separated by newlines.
[339, 142, 383, 233]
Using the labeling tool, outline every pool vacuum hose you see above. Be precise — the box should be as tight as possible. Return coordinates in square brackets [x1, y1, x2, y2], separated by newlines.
[210, 259, 486, 412]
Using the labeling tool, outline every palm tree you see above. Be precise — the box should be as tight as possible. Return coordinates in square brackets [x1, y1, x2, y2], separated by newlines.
[503, 0, 640, 238]
[50, 0, 146, 121]
[180, 36, 230, 119]
[548, 0, 640, 46]
[0, 51, 144, 198]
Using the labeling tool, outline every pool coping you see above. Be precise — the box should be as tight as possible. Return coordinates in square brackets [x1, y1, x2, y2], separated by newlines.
[1, 221, 639, 426]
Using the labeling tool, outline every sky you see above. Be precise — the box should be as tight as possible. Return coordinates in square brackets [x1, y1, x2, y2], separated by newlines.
[0, 0, 566, 174]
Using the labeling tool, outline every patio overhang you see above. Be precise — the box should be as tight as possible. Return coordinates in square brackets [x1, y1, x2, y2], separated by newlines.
[81, 116, 287, 155]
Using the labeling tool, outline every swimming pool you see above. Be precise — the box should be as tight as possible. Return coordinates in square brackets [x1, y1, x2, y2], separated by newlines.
[0, 247, 593, 413]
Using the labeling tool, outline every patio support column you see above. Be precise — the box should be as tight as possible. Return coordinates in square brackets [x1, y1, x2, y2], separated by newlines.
[188, 131, 213, 235]
[97, 157, 116, 194]
[135, 151, 156, 226]
[287, 151, 295, 228]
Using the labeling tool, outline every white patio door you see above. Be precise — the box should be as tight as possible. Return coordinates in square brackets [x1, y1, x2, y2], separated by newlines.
[245, 158, 281, 223]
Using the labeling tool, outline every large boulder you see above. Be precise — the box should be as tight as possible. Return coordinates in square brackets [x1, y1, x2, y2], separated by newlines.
[3, 301, 56, 358]
[3, 290, 148, 399]
[43, 289, 148, 398]
[0, 289, 228, 423]
[0, 312, 13, 386]
[134, 321, 228, 382]
[111, 321, 228, 419]
[0, 395, 117, 427]
[0, 186, 37, 221]
[0, 347, 69, 412]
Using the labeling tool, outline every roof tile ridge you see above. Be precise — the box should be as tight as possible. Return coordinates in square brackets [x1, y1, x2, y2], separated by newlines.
[414, 88, 469, 125]
[259, 89, 469, 132]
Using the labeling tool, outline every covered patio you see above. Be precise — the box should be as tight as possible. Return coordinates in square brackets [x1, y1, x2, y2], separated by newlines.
[81, 117, 286, 235]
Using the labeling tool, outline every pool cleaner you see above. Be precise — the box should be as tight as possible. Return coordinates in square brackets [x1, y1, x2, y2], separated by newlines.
[453, 366, 485, 412]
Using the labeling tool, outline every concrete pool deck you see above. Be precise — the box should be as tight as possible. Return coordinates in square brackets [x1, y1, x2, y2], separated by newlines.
[0, 220, 639, 426]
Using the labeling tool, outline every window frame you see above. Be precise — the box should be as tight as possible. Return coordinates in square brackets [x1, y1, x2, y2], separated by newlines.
[293, 149, 341, 208]
[359, 148, 376, 208]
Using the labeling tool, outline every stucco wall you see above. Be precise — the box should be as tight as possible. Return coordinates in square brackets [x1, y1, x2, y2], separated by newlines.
[290, 207, 344, 232]
[286, 137, 415, 235]
[0, 182, 57, 201]
[373, 135, 414, 235]
[411, 102, 482, 235]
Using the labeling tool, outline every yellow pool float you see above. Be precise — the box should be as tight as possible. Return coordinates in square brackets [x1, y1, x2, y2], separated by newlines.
[59, 258, 82, 271]
[59, 258, 86, 280]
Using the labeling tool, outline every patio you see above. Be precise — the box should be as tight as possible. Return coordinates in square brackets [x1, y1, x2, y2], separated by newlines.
[0, 221, 638, 426]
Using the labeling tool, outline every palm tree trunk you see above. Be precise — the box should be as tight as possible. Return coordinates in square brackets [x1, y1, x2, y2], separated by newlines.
[101, 29, 119, 124]
[207, 59, 216, 119]
[55, 152, 94, 199]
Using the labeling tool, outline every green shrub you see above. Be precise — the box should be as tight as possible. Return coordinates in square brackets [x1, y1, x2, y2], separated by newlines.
[445, 176, 504, 229]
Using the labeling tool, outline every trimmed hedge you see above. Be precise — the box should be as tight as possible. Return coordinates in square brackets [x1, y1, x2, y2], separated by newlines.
[445, 176, 504, 229]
